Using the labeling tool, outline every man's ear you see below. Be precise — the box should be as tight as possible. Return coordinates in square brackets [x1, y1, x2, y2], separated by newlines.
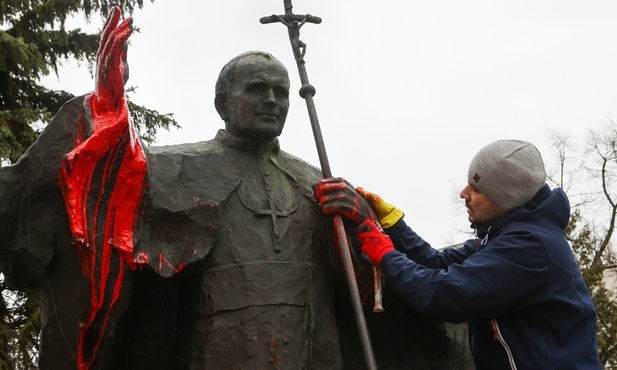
[214, 92, 228, 120]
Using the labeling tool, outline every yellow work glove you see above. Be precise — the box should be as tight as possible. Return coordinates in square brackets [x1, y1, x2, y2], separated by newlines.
[356, 187, 404, 229]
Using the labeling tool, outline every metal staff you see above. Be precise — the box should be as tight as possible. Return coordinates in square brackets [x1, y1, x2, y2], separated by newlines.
[261, 2, 379, 369]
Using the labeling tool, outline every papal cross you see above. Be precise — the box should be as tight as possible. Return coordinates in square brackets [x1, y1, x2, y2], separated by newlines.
[256, 196, 290, 239]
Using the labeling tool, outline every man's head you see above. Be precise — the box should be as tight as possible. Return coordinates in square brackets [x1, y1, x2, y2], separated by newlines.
[215, 51, 290, 142]
[460, 140, 547, 225]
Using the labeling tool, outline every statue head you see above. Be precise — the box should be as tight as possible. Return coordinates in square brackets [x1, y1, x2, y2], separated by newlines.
[215, 51, 290, 142]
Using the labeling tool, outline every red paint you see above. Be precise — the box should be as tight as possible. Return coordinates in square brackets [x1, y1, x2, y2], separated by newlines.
[57, 7, 203, 368]
[57, 8, 147, 369]
[134, 251, 150, 264]
[157, 252, 184, 274]
[271, 339, 281, 364]
[60, 91, 146, 368]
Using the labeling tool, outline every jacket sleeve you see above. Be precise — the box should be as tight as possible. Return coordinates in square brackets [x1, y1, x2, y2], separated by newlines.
[381, 224, 551, 323]
[385, 219, 476, 268]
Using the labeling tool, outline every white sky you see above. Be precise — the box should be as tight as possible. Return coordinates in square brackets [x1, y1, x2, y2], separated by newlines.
[43, 0, 617, 246]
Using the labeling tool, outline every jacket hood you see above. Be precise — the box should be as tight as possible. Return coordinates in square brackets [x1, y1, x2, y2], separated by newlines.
[476, 184, 570, 242]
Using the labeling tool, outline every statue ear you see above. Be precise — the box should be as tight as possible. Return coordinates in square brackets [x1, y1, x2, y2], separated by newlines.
[215, 92, 228, 120]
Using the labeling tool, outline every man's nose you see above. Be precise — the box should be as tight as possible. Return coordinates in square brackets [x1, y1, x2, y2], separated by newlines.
[460, 184, 470, 199]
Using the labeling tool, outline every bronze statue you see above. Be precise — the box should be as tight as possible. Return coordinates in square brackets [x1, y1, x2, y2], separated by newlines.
[0, 7, 471, 370]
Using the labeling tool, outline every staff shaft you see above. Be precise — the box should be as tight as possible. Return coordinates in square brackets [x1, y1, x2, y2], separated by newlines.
[261, 4, 378, 369]
[298, 68, 378, 370]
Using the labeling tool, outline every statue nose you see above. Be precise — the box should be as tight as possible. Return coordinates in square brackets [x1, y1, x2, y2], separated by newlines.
[262, 89, 277, 104]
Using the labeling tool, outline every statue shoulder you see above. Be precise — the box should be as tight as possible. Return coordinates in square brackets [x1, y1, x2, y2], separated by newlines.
[145, 139, 224, 178]
[276, 149, 323, 196]
[278, 149, 323, 180]
[279, 149, 321, 173]
[146, 139, 222, 159]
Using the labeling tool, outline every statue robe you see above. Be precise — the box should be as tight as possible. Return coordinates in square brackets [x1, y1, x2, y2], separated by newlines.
[131, 130, 344, 369]
[0, 95, 474, 370]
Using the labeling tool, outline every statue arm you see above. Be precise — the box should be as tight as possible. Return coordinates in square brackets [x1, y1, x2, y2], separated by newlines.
[0, 8, 145, 288]
[59, 7, 146, 266]
[54, 9, 148, 366]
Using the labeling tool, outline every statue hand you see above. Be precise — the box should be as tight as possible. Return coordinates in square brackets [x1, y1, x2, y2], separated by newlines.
[92, 6, 132, 115]
[314, 177, 378, 225]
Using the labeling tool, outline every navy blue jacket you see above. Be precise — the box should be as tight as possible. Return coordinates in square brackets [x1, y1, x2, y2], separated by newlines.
[381, 185, 602, 369]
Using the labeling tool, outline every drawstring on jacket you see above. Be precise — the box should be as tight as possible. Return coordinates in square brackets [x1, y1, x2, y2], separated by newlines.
[474, 226, 492, 248]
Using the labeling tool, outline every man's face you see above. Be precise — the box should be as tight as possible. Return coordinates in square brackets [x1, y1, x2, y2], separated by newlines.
[459, 183, 506, 225]
[221, 56, 290, 141]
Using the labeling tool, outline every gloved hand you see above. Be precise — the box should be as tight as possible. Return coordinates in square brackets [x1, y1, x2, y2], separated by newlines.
[357, 220, 396, 266]
[314, 177, 377, 225]
[356, 187, 404, 229]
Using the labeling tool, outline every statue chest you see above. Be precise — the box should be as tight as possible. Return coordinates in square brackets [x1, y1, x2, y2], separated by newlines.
[180, 164, 342, 369]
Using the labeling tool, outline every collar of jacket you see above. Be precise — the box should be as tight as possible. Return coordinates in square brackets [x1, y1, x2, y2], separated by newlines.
[215, 129, 281, 157]
[474, 184, 552, 243]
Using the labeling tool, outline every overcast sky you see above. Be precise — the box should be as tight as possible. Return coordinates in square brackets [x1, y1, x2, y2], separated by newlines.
[44, 0, 617, 245]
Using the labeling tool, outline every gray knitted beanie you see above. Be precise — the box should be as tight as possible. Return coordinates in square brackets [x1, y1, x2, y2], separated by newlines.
[468, 140, 547, 211]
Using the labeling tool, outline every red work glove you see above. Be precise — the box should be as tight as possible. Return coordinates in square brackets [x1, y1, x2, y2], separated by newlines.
[314, 177, 377, 225]
[357, 220, 395, 266]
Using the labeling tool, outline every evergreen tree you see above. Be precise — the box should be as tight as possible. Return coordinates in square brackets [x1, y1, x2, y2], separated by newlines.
[0, 284, 39, 370]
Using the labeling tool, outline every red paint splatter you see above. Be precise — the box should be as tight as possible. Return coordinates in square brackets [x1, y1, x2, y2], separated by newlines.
[157, 252, 184, 274]
[271, 339, 281, 364]
[134, 251, 149, 264]
[57, 8, 146, 370]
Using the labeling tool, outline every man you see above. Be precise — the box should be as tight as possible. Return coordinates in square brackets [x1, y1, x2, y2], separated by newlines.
[315, 139, 603, 369]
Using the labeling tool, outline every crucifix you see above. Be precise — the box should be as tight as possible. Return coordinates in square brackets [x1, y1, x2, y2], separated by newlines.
[262, 2, 379, 369]
[256, 186, 291, 242]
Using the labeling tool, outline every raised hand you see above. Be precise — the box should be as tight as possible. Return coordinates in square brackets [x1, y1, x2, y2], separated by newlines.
[92, 6, 133, 115]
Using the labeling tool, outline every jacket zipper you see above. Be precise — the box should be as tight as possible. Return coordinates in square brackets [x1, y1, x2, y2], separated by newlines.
[491, 318, 517, 370]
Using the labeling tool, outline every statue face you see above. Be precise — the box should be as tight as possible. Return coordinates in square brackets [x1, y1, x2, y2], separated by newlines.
[223, 56, 290, 141]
